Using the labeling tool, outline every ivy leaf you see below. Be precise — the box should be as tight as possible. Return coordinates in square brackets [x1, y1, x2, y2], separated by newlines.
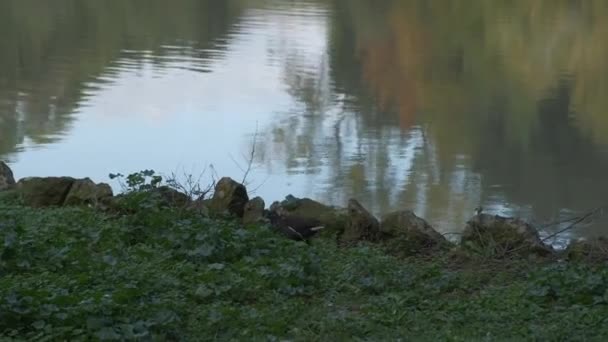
[32, 320, 45, 330]
[208, 263, 225, 270]
[96, 327, 120, 340]
[195, 285, 213, 299]
[86, 317, 108, 330]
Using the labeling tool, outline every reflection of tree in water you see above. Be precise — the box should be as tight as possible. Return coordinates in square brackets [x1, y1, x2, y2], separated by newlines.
[474, 81, 608, 235]
[260, 0, 608, 234]
[0, 0, 245, 158]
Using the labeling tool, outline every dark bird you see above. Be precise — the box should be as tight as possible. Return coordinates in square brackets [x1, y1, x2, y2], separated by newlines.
[265, 211, 325, 243]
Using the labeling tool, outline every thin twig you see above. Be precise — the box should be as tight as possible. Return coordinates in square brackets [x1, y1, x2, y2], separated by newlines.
[503, 207, 603, 256]
[241, 122, 259, 185]
[248, 174, 271, 196]
[441, 232, 463, 237]
[228, 154, 246, 173]
[539, 215, 588, 228]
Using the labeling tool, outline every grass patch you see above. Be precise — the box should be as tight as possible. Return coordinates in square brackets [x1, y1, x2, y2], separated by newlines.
[1, 197, 608, 340]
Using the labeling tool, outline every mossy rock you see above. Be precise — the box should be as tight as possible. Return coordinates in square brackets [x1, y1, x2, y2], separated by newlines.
[0, 161, 16, 191]
[153, 186, 191, 208]
[17, 177, 76, 207]
[566, 237, 608, 262]
[269, 195, 348, 238]
[243, 196, 266, 226]
[63, 178, 114, 206]
[381, 210, 453, 256]
[337, 199, 381, 246]
[462, 214, 553, 257]
[209, 177, 249, 217]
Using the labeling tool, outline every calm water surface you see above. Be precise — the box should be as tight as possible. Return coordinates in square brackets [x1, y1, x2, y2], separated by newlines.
[2, 0, 608, 243]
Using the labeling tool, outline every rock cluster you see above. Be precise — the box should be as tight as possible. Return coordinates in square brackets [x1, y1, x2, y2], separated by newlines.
[0, 161, 582, 257]
[14, 176, 113, 207]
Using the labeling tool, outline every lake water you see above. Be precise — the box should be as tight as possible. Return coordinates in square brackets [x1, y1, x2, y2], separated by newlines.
[2, 0, 608, 243]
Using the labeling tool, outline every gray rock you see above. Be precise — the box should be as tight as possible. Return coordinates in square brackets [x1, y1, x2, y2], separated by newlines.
[64, 178, 114, 206]
[462, 214, 553, 257]
[0, 161, 16, 191]
[338, 199, 381, 245]
[268, 195, 348, 234]
[152, 186, 191, 208]
[243, 196, 266, 225]
[17, 177, 115, 207]
[17, 177, 76, 207]
[209, 177, 249, 217]
[381, 210, 451, 255]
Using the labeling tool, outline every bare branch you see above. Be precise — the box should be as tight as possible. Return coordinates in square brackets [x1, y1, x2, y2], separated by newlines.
[541, 207, 604, 243]
[241, 122, 259, 185]
[228, 154, 246, 173]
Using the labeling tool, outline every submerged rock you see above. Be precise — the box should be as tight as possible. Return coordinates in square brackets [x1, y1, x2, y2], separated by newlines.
[0, 161, 16, 191]
[381, 210, 451, 255]
[462, 214, 553, 257]
[209, 177, 249, 217]
[338, 199, 381, 245]
[243, 196, 266, 225]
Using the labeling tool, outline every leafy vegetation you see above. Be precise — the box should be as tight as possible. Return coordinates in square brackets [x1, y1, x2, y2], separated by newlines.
[1, 189, 608, 340]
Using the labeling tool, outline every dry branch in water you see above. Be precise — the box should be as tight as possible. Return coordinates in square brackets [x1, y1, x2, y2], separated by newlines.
[540, 207, 605, 243]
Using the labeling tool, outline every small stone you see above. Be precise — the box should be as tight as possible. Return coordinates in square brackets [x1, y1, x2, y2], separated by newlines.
[243, 197, 266, 225]
[209, 177, 249, 217]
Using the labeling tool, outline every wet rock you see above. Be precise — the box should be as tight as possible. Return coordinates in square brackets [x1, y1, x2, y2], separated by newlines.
[0, 161, 15, 191]
[566, 237, 608, 262]
[268, 195, 348, 234]
[17, 177, 76, 207]
[64, 178, 114, 206]
[338, 199, 381, 245]
[380, 210, 451, 255]
[462, 214, 553, 257]
[209, 177, 249, 217]
[243, 196, 266, 225]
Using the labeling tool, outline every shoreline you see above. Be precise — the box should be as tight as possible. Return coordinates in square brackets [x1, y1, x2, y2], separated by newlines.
[2, 162, 608, 339]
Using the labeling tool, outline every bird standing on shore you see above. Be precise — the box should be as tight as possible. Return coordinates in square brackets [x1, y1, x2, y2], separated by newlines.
[265, 211, 325, 244]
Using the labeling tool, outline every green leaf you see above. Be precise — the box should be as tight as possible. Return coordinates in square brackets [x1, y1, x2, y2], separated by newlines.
[96, 327, 120, 340]
[195, 286, 214, 299]
[32, 320, 45, 330]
